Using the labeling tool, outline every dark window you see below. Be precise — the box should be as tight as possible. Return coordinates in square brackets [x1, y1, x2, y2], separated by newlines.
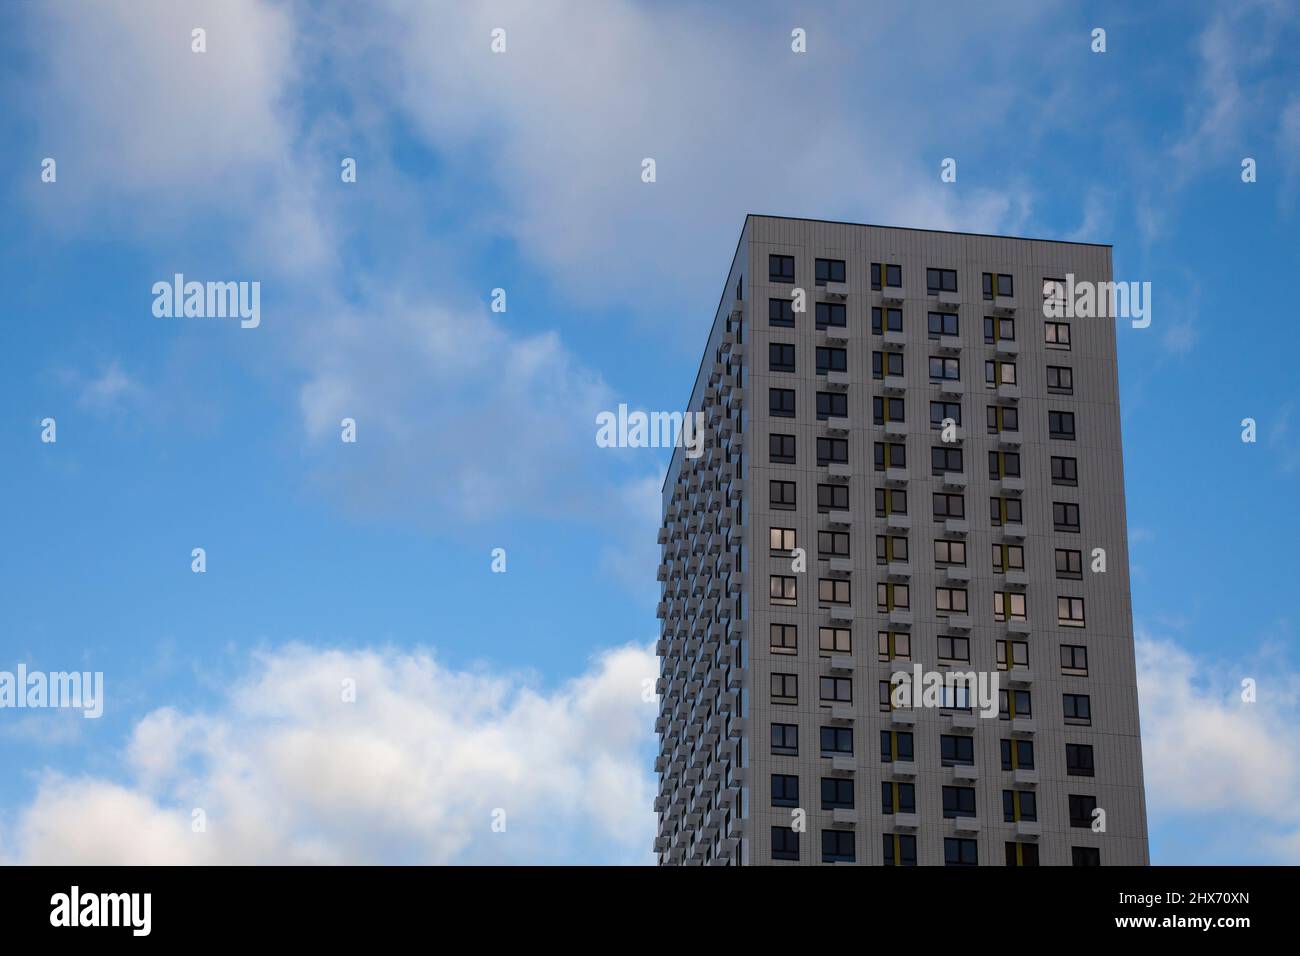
[874, 442, 907, 471]
[816, 302, 846, 329]
[927, 268, 958, 294]
[1000, 738, 1034, 770]
[771, 773, 799, 807]
[1053, 501, 1081, 532]
[929, 356, 960, 380]
[815, 258, 846, 286]
[1049, 410, 1076, 440]
[1069, 794, 1098, 828]
[820, 777, 854, 810]
[987, 405, 1019, 433]
[1066, 743, 1095, 777]
[1047, 365, 1073, 394]
[822, 726, 853, 755]
[1072, 846, 1101, 866]
[880, 730, 913, 762]
[872, 307, 903, 334]
[983, 316, 1015, 343]
[770, 433, 796, 464]
[873, 351, 904, 379]
[942, 786, 977, 818]
[1055, 548, 1083, 579]
[931, 446, 963, 475]
[817, 483, 849, 511]
[872, 263, 903, 290]
[884, 833, 918, 866]
[930, 401, 961, 428]
[769, 388, 796, 418]
[1003, 790, 1037, 822]
[1045, 321, 1071, 350]
[875, 487, 907, 516]
[882, 782, 916, 813]
[932, 492, 965, 519]
[816, 437, 848, 465]
[816, 391, 848, 420]
[770, 480, 796, 510]
[940, 734, 974, 766]
[1061, 644, 1089, 674]
[818, 530, 849, 557]
[983, 272, 1014, 298]
[769, 254, 795, 284]
[821, 829, 855, 863]
[1063, 693, 1092, 725]
[1006, 842, 1040, 866]
[928, 312, 959, 337]
[771, 722, 798, 755]
[769, 342, 795, 372]
[944, 837, 978, 866]
[769, 298, 795, 328]
[771, 826, 799, 861]
[816, 346, 847, 373]
[1051, 456, 1078, 486]
[873, 396, 905, 425]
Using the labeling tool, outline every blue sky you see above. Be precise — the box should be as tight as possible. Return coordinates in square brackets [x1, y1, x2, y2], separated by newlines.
[1, 0, 1298, 864]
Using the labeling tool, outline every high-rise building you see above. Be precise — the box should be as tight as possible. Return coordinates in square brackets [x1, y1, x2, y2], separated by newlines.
[654, 215, 1149, 866]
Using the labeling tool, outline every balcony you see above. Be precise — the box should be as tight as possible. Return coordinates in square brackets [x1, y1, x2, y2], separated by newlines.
[889, 709, 915, 727]
[884, 420, 907, 438]
[953, 817, 981, 834]
[1004, 570, 1028, 587]
[887, 760, 917, 778]
[937, 289, 961, 309]
[948, 712, 978, 732]
[881, 285, 905, 305]
[993, 294, 1016, 314]
[883, 329, 906, 349]
[831, 808, 857, 827]
[997, 383, 1021, 401]
[1006, 619, 1032, 636]
[1014, 820, 1041, 839]
[893, 812, 920, 830]
[994, 339, 1019, 357]
[829, 654, 855, 673]
[936, 379, 964, 397]
[830, 755, 856, 773]
[1000, 521, 1026, 540]
[887, 561, 911, 579]
[940, 471, 967, 490]
[998, 476, 1025, 493]
[1008, 668, 1034, 687]
[821, 281, 850, 300]
[828, 605, 854, 624]
[826, 462, 852, 480]
[934, 335, 961, 354]
[830, 704, 855, 722]
[1013, 768, 1039, 787]
[886, 513, 911, 530]
[824, 325, 851, 343]
[888, 609, 913, 627]
[943, 565, 971, 583]
[1011, 716, 1037, 736]
[825, 417, 852, 436]
[827, 557, 852, 574]
[823, 370, 851, 390]
[942, 615, 973, 631]
[944, 518, 969, 535]
[949, 764, 979, 782]
[884, 466, 908, 484]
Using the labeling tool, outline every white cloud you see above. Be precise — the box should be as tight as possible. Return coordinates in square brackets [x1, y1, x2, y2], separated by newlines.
[72, 361, 143, 412]
[1, 642, 659, 865]
[1137, 631, 1300, 860]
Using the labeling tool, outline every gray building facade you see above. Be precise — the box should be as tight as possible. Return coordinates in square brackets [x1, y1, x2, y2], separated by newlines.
[654, 215, 1149, 866]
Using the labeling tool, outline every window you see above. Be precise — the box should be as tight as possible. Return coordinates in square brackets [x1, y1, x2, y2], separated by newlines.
[927, 268, 958, 294]
[819, 626, 852, 653]
[884, 833, 918, 867]
[930, 401, 961, 429]
[931, 446, 963, 475]
[877, 629, 911, 661]
[983, 315, 1015, 343]
[875, 534, 908, 564]
[929, 356, 960, 381]
[769, 254, 795, 284]
[817, 436, 848, 465]
[999, 688, 1032, 719]
[764, 723, 795, 754]
[1055, 548, 1083, 579]
[991, 543, 1025, 573]
[874, 441, 907, 470]
[770, 527, 796, 552]
[873, 351, 904, 379]
[769, 297, 795, 328]
[817, 483, 849, 511]
[819, 530, 850, 557]
[934, 539, 966, 566]
[770, 479, 796, 510]
[986, 405, 1019, 434]
[990, 496, 1023, 527]
[945, 838, 978, 867]
[989, 450, 1021, 479]
[871, 262, 902, 290]
[932, 492, 965, 519]
[770, 672, 798, 703]
[1061, 644, 1089, 675]
[875, 487, 907, 516]
[770, 623, 798, 655]
[816, 346, 847, 373]
[983, 272, 1014, 298]
[771, 722, 798, 755]
[935, 587, 969, 615]
[815, 258, 845, 286]
[1006, 842, 1041, 867]
[769, 387, 795, 418]
[928, 311, 959, 337]
[1069, 794, 1098, 829]
[1051, 456, 1078, 486]
[1063, 693, 1092, 725]
[770, 575, 797, 607]
[1003, 789, 1037, 822]
[769, 342, 795, 372]
[872, 307, 903, 334]
[821, 777, 854, 810]
[873, 396, 905, 425]
[821, 726, 853, 755]
[1072, 846, 1101, 867]
[771, 826, 799, 861]
[821, 829, 855, 863]
[818, 578, 851, 605]
[996, 639, 1029, 670]
[994, 590, 1027, 622]
[771, 773, 799, 807]
[769, 433, 796, 463]
[943, 786, 977, 818]
[881, 730, 914, 763]
[817, 391, 848, 420]
[937, 634, 970, 662]
[985, 359, 1017, 387]
[1001, 738, 1034, 770]
[816, 301, 846, 329]
[1045, 321, 1071, 350]
[1047, 365, 1073, 394]
[878, 680, 894, 712]
[1058, 596, 1086, 628]
[1042, 277, 1066, 308]
[1049, 410, 1076, 440]
[882, 782, 916, 813]
[1054, 501, 1081, 532]
[1067, 743, 1096, 777]
[876, 582, 909, 611]
[820, 676, 852, 703]
[940, 734, 975, 766]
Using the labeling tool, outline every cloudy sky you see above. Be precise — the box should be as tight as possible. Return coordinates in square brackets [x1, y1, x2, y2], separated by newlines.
[1, 0, 1299, 864]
